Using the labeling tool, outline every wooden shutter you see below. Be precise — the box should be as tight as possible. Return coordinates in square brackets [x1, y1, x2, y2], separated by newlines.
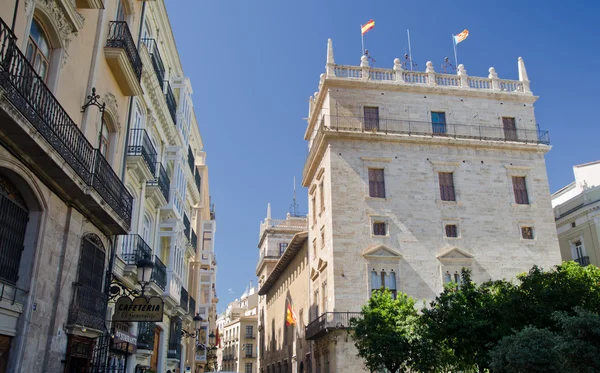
[439, 172, 456, 201]
[503, 117, 517, 141]
[368, 169, 385, 198]
[512, 176, 529, 204]
[445, 224, 458, 237]
[363, 107, 379, 130]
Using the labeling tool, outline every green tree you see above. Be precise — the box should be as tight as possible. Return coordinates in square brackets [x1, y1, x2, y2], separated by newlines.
[489, 326, 563, 373]
[554, 308, 600, 373]
[350, 290, 420, 373]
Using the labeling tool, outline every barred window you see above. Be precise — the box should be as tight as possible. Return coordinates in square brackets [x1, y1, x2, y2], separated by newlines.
[368, 169, 385, 198]
[521, 226, 533, 239]
[445, 224, 458, 238]
[364, 106, 379, 130]
[373, 222, 386, 236]
[439, 172, 456, 201]
[512, 177, 529, 205]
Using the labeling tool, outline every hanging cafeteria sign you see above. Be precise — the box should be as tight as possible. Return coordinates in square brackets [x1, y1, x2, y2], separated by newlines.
[113, 296, 164, 322]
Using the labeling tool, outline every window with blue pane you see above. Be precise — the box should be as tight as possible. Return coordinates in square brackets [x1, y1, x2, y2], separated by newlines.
[431, 112, 447, 134]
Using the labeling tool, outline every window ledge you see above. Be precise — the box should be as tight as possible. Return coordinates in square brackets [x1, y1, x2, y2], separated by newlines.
[512, 203, 537, 208]
[365, 196, 389, 201]
[444, 236, 462, 240]
[436, 200, 461, 206]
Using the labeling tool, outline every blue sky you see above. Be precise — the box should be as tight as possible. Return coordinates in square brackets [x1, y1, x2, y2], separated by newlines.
[165, 0, 600, 311]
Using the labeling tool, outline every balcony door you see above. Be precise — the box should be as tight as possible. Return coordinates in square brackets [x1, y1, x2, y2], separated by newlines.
[431, 112, 447, 134]
[503, 117, 517, 140]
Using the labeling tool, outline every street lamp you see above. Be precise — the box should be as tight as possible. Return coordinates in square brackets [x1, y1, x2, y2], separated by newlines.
[194, 314, 204, 331]
[136, 257, 154, 296]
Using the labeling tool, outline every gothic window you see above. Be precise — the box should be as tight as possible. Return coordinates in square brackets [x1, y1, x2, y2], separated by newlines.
[77, 234, 106, 292]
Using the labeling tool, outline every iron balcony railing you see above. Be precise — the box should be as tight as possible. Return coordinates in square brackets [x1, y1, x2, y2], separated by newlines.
[147, 162, 170, 202]
[120, 234, 152, 266]
[106, 21, 142, 81]
[245, 333, 255, 339]
[91, 150, 133, 225]
[164, 81, 177, 124]
[151, 255, 166, 290]
[305, 312, 363, 341]
[191, 230, 198, 249]
[180, 286, 189, 312]
[183, 213, 191, 240]
[168, 340, 181, 360]
[128, 129, 157, 176]
[189, 295, 196, 316]
[245, 353, 254, 358]
[0, 191, 28, 285]
[137, 322, 156, 350]
[317, 115, 550, 145]
[574, 256, 590, 266]
[68, 283, 108, 331]
[188, 146, 195, 174]
[195, 170, 201, 192]
[142, 38, 165, 85]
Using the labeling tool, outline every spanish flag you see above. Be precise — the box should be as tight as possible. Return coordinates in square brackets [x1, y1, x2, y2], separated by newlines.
[361, 20, 375, 35]
[453, 29, 469, 44]
[286, 304, 297, 326]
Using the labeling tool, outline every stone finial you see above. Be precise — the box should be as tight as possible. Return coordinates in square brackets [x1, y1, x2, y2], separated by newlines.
[393, 58, 402, 70]
[326, 38, 335, 65]
[266, 203, 271, 220]
[426, 61, 435, 73]
[518, 56, 529, 82]
[457, 64, 466, 75]
[488, 67, 498, 79]
[360, 55, 369, 67]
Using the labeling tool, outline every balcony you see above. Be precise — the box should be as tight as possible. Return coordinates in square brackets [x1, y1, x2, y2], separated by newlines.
[195, 170, 201, 193]
[151, 256, 167, 291]
[146, 162, 170, 205]
[164, 81, 177, 124]
[191, 230, 198, 249]
[184, 214, 191, 241]
[127, 129, 157, 181]
[105, 21, 143, 96]
[0, 19, 132, 234]
[305, 312, 362, 341]
[168, 339, 181, 360]
[180, 286, 189, 312]
[67, 283, 108, 332]
[245, 334, 255, 339]
[120, 234, 152, 266]
[165, 272, 182, 306]
[142, 38, 165, 86]
[75, 0, 104, 8]
[137, 322, 156, 350]
[245, 353, 254, 358]
[574, 256, 590, 266]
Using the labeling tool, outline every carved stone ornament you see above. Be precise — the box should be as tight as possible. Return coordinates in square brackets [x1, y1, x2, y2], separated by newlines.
[25, 0, 84, 66]
[102, 93, 121, 131]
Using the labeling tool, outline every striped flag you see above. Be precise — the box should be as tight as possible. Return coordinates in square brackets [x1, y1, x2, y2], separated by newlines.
[361, 19, 375, 35]
[286, 303, 297, 326]
[453, 29, 469, 44]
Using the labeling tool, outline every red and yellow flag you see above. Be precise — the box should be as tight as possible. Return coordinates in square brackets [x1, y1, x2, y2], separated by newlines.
[286, 304, 297, 326]
[454, 29, 469, 44]
[361, 20, 375, 35]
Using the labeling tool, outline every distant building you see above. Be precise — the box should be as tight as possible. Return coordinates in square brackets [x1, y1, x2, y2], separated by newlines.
[552, 161, 600, 267]
[218, 284, 259, 373]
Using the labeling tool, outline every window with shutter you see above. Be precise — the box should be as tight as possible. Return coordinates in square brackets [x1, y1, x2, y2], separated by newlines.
[363, 107, 379, 130]
[431, 112, 447, 134]
[368, 169, 385, 198]
[78, 235, 106, 292]
[512, 176, 529, 204]
[439, 172, 456, 201]
[373, 222, 386, 236]
[502, 117, 517, 141]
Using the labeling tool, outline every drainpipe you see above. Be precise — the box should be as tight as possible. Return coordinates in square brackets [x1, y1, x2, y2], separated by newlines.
[120, 0, 147, 180]
[81, 8, 107, 135]
[11, 0, 19, 32]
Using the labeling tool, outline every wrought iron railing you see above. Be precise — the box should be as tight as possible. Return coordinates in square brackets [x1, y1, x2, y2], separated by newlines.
[142, 38, 165, 85]
[180, 286, 189, 312]
[188, 146, 195, 173]
[191, 230, 198, 249]
[0, 191, 28, 285]
[164, 81, 177, 124]
[120, 234, 152, 265]
[574, 256, 590, 266]
[0, 19, 95, 185]
[195, 170, 201, 192]
[128, 128, 157, 176]
[151, 256, 166, 290]
[189, 295, 196, 316]
[91, 150, 133, 225]
[147, 162, 170, 202]
[305, 312, 362, 340]
[184, 213, 191, 240]
[137, 322, 156, 350]
[106, 21, 142, 81]
[68, 282, 108, 331]
[317, 115, 550, 145]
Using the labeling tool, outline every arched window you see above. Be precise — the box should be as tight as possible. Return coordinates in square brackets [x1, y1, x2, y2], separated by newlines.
[0, 174, 29, 285]
[100, 122, 110, 157]
[77, 234, 106, 292]
[26, 19, 51, 82]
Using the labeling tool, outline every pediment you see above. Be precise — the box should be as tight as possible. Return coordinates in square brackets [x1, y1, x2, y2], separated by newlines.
[362, 244, 402, 258]
[437, 247, 474, 262]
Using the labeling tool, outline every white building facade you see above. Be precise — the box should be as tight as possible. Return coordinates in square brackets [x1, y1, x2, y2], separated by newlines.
[298, 39, 561, 373]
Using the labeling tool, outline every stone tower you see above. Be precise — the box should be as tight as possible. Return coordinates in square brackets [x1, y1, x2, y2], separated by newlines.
[301, 39, 561, 372]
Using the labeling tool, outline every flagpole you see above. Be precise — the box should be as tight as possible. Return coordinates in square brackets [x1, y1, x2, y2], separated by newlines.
[407, 29, 413, 71]
[452, 34, 458, 68]
[361, 24, 364, 55]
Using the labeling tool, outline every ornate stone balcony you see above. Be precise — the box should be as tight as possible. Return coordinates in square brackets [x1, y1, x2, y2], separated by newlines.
[75, 0, 104, 8]
[127, 128, 157, 182]
[304, 312, 362, 341]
